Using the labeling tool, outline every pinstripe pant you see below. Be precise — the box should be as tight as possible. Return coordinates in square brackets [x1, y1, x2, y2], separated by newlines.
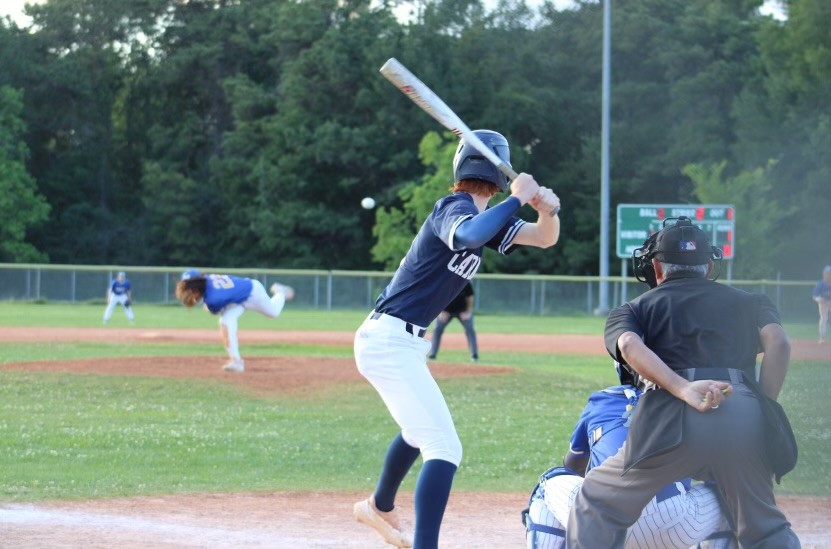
[566, 385, 800, 548]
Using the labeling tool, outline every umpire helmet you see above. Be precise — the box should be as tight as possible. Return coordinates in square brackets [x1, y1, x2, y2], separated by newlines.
[632, 217, 723, 288]
[453, 130, 512, 192]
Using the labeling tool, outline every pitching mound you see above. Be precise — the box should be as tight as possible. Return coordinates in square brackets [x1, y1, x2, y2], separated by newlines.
[0, 355, 513, 397]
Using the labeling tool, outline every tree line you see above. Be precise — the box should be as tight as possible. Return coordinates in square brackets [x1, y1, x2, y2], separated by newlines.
[0, 0, 828, 279]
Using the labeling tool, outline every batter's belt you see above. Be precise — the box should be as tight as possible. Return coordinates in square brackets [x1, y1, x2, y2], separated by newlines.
[370, 311, 427, 338]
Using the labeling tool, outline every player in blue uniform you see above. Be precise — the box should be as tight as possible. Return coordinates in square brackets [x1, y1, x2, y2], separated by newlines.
[102, 271, 135, 325]
[524, 369, 732, 549]
[812, 265, 831, 343]
[353, 130, 561, 549]
[175, 270, 294, 372]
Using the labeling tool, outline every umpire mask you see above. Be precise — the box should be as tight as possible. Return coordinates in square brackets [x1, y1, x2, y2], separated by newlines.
[632, 216, 723, 288]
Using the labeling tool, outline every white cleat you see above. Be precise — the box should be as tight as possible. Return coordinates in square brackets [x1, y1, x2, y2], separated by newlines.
[222, 359, 245, 373]
[353, 497, 413, 548]
[270, 283, 295, 301]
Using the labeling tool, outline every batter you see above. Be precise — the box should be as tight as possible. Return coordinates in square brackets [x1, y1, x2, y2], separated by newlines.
[353, 130, 561, 548]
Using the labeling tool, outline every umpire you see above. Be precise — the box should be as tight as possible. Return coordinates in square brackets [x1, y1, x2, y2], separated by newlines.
[566, 217, 800, 548]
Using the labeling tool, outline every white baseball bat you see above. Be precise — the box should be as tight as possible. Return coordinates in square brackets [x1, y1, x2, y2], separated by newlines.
[379, 57, 559, 216]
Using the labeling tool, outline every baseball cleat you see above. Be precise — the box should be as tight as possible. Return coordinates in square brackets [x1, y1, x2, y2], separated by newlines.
[270, 283, 295, 301]
[222, 359, 245, 373]
[353, 497, 413, 548]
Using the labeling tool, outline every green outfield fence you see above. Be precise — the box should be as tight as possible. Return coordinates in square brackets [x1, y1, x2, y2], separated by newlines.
[0, 263, 819, 321]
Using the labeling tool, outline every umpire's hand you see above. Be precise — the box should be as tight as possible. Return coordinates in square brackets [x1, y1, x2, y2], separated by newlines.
[682, 380, 732, 413]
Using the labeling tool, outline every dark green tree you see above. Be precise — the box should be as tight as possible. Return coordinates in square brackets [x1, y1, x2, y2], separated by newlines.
[0, 86, 51, 262]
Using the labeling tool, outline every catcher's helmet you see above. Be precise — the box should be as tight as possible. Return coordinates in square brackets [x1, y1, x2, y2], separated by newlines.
[632, 216, 723, 288]
[453, 129, 511, 192]
[615, 361, 640, 387]
[181, 269, 201, 280]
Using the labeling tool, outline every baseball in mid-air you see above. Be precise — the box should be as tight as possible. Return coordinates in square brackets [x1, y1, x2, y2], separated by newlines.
[361, 197, 376, 210]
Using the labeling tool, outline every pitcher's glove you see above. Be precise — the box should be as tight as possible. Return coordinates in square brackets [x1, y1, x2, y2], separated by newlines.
[125, 299, 132, 307]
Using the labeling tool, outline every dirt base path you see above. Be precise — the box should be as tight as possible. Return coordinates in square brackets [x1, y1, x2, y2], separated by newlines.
[2, 326, 829, 547]
[2, 492, 829, 548]
[2, 326, 830, 360]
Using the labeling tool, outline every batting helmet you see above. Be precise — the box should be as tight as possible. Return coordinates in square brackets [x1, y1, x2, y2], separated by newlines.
[632, 216, 723, 288]
[453, 129, 512, 192]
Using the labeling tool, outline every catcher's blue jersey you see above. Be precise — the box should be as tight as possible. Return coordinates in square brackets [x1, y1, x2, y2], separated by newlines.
[570, 385, 638, 471]
[203, 275, 253, 314]
[570, 385, 691, 499]
[374, 192, 525, 327]
[109, 278, 131, 295]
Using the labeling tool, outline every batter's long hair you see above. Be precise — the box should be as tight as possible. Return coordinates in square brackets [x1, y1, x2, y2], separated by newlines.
[451, 179, 500, 198]
[176, 278, 207, 308]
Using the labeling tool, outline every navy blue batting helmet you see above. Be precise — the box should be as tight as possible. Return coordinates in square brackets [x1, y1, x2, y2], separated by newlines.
[453, 130, 511, 192]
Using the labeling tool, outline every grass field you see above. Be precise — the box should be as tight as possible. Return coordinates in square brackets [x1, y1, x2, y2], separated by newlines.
[0, 302, 828, 502]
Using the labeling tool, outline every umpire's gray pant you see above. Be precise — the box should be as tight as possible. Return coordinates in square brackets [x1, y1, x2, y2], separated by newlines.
[566, 384, 800, 548]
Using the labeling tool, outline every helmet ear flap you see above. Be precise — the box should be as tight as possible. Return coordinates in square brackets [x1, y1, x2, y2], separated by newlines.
[632, 232, 659, 289]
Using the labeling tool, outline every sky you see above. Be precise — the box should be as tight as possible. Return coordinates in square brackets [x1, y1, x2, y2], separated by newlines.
[1, 0, 786, 27]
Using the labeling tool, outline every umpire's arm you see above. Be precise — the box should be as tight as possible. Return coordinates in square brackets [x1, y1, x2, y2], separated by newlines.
[758, 323, 790, 400]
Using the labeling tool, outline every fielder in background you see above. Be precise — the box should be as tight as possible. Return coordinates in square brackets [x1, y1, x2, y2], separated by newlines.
[567, 217, 800, 548]
[812, 264, 831, 343]
[353, 129, 561, 549]
[523, 372, 733, 549]
[102, 271, 135, 325]
[175, 270, 294, 372]
[427, 281, 479, 362]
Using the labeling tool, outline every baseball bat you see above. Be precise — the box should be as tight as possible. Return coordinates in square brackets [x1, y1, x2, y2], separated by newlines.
[379, 58, 559, 216]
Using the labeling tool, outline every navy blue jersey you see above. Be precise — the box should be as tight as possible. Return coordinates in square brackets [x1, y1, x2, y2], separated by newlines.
[570, 385, 691, 497]
[109, 278, 131, 295]
[374, 193, 525, 327]
[203, 275, 253, 314]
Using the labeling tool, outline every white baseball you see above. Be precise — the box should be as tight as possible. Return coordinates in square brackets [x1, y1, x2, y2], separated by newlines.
[361, 197, 376, 209]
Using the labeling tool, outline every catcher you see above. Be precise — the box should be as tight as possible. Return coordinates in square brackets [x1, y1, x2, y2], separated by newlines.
[523, 366, 734, 549]
[175, 269, 294, 372]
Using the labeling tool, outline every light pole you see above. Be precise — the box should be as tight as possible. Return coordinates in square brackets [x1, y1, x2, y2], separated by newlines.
[597, 0, 611, 315]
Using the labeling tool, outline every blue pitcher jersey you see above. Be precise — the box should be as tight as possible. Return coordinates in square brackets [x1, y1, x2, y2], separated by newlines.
[374, 193, 525, 327]
[203, 275, 253, 314]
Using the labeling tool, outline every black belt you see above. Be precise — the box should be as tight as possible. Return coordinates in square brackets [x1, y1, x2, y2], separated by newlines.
[370, 312, 427, 338]
[676, 368, 744, 384]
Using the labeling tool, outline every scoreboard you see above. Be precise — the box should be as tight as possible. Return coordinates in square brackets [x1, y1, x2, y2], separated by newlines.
[616, 204, 735, 259]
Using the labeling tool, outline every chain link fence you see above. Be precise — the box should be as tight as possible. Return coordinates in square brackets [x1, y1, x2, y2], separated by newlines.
[0, 263, 818, 322]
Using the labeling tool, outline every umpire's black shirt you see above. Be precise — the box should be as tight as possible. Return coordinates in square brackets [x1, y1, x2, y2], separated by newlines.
[605, 271, 781, 380]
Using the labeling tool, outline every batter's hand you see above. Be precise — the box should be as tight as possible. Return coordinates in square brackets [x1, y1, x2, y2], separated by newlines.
[529, 187, 560, 216]
[510, 173, 541, 206]
[682, 380, 732, 413]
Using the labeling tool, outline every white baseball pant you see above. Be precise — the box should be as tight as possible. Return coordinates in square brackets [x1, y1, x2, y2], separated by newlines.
[543, 474, 731, 549]
[354, 311, 463, 465]
[103, 293, 134, 322]
[219, 280, 287, 360]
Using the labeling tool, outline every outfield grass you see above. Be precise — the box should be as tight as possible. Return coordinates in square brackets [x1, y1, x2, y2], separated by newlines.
[0, 302, 828, 502]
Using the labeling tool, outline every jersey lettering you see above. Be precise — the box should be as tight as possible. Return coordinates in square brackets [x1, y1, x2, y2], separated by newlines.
[210, 275, 235, 289]
[447, 252, 481, 280]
